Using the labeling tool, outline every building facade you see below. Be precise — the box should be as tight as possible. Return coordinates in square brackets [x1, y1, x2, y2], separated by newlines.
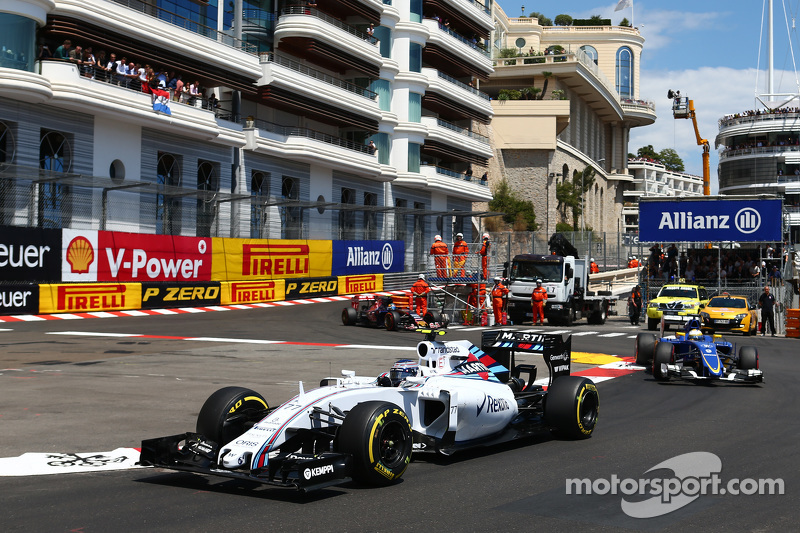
[480, 7, 656, 235]
[0, 0, 494, 271]
[622, 159, 704, 233]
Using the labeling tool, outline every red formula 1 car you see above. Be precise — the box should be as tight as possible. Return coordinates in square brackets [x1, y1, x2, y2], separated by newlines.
[341, 294, 447, 331]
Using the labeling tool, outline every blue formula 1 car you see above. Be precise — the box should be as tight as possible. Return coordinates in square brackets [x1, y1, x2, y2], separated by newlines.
[634, 318, 763, 384]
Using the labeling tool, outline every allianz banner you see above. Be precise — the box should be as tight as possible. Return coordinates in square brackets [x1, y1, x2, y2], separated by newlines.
[0, 227, 61, 282]
[639, 198, 783, 243]
[331, 240, 404, 275]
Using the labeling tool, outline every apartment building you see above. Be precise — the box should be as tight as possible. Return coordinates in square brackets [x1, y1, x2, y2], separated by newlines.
[481, 6, 656, 235]
[0, 0, 494, 269]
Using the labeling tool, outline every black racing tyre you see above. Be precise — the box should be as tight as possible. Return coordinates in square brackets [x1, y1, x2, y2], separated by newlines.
[384, 310, 401, 331]
[335, 401, 412, 486]
[545, 376, 599, 439]
[424, 309, 442, 325]
[648, 318, 659, 331]
[196, 387, 269, 446]
[342, 307, 357, 326]
[652, 342, 673, 381]
[737, 346, 759, 370]
[635, 333, 657, 366]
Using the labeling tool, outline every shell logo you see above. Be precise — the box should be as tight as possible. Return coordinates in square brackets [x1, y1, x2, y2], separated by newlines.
[66, 236, 95, 274]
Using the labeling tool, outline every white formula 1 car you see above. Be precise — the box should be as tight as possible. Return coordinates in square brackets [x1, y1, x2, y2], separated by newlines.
[139, 330, 598, 492]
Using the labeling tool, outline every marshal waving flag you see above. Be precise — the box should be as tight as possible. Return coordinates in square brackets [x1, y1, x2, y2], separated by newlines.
[152, 85, 172, 115]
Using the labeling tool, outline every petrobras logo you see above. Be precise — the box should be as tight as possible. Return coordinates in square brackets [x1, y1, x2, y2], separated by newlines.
[735, 208, 761, 234]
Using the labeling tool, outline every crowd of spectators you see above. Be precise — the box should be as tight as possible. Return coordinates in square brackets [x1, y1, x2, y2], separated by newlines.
[646, 243, 784, 286]
[38, 39, 222, 112]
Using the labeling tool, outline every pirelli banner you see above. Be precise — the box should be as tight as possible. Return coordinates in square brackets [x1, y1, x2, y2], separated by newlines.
[39, 283, 142, 314]
[211, 238, 332, 281]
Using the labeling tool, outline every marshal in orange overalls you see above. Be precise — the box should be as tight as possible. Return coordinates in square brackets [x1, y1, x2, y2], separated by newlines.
[531, 284, 548, 325]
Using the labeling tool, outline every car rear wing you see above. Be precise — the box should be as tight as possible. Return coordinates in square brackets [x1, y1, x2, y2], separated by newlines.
[480, 330, 571, 387]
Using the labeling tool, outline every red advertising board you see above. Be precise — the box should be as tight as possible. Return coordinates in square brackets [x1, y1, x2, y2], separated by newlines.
[97, 232, 212, 282]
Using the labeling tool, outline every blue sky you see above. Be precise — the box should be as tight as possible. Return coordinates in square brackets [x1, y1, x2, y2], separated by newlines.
[496, 1, 800, 192]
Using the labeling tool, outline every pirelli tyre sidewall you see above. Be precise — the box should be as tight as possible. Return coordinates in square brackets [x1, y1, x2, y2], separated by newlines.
[196, 387, 270, 447]
[653, 342, 674, 381]
[336, 401, 412, 486]
[545, 376, 599, 439]
[635, 333, 657, 366]
[737, 346, 759, 370]
[342, 307, 357, 326]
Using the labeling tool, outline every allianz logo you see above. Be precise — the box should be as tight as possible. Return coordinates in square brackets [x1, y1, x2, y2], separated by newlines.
[346, 243, 394, 270]
[657, 208, 761, 233]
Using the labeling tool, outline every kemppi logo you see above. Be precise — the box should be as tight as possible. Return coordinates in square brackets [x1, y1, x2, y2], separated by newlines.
[242, 244, 309, 277]
[56, 284, 126, 311]
[66, 237, 95, 274]
[344, 274, 378, 293]
[230, 281, 276, 303]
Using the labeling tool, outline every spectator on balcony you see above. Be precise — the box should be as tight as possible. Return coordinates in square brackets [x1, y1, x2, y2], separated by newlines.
[137, 63, 150, 93]
[367, 23, 375, 37]
[465, 166, 473, 180]
[81, 47, 96, 78]
[188, 80, 201, 106]
[68, 45, 83, 68]
[53, 40, 72, 60]
[37, 43, 52, 60]
[367, 140, 376, 155]
[114, 56, 129, 86]
[126, 62, 139, 88]
[207, 93, 220, 111]
[174, 75, 185, 102]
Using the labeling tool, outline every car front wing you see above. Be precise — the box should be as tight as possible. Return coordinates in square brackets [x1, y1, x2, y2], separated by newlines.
[139, 432, 353, 492]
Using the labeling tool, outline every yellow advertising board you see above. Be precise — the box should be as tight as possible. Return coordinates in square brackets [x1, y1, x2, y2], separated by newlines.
[211, 238, 332, 281]
[337, 274, 383, 295]
[220, 280, 285, 305]
[39, 283, 142, 314]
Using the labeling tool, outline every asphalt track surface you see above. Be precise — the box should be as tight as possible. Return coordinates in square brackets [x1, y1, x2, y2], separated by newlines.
[1, 301, 797, 532]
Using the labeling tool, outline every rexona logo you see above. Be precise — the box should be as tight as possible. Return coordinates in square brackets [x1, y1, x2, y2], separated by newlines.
[242, 244, 309, 277]
[346, 243, 394, 270]
[66, 237, 95, 274]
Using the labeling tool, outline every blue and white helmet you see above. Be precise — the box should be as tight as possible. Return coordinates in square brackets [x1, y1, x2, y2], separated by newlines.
[389, 359, 419, 385]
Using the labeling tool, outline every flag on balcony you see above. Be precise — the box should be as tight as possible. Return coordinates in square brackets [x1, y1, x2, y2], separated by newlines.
[615, 0, 633, 10]
[152, 86, 172, 115]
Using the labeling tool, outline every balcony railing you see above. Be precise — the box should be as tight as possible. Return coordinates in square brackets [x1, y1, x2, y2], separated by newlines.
[280, 7, 379, 45]
[621, 98, 656, 112]
[427, 164, 488, 185]
[261, 53, 377, 100]
[248, 118, 372, 154]
[108, 0, 257, 54]
[435, 118, 489, 144]
[436, 24, 490, 57]
[720, 144, 800, 160]
[719, 110, 800, 128]
[436, 71, 490, 100]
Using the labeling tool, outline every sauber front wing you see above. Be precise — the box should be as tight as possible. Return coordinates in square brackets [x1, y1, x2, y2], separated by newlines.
[138, 433, 352, 492]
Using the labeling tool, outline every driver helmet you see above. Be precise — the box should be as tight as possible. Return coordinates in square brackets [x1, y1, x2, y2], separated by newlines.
[389, 359, 419, 386]
[389, 303, 396, 310]
[688, 329, 703, 340]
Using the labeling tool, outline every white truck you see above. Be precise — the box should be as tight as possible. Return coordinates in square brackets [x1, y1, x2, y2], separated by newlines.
[504, 253, 612, 326]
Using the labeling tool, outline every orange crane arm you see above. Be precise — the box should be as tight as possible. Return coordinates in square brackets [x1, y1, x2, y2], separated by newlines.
[686, 99, 711, 196]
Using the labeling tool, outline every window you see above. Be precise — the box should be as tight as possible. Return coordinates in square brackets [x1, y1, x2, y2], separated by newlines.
[0, 120, 15, 226]
[408, 143, 421, 173]
[515, 38, 526, 49]
[580, 45, 598, 65]
[281, 176, 302, 239]
[409, 93, 422, 122]
[250, 170, 270, 238]
[371, 79, 391, 112]
[38, 130, 72, 229]
[156, 152, 181, 235]
[395, 198, 407, 241]
[410, 0, 422, 23]
[374, 26, 391, 58]
[196, 160, 219, 237]
[409, 43, 422, 73]
[616, 46, 633, 98]
[374, 132, 390, 165]
[339, 187, 356, 240]
[0, 13, 36, 72]
[364, 192, 377, 240]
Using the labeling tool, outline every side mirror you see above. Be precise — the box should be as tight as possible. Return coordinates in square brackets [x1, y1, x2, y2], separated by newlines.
[565, 265, 573, 279]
